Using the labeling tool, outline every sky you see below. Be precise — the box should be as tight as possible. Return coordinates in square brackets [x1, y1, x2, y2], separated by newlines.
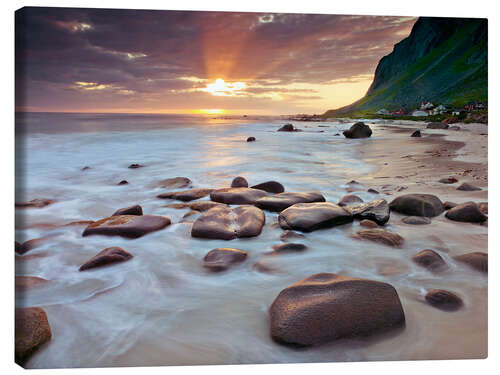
[15, 7, 417, 115]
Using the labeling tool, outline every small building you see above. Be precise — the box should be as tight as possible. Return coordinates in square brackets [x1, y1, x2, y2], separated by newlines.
[391, 109, 406, 115]
[411, 110, 429, 117]
[420, 101, 434, 110]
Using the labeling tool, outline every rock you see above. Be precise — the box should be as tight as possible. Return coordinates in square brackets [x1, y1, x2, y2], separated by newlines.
[269, 273, 405, 346]
[367, 188, 379, 194]
[81, 166, 90, 171]
[443, 201, 458, 210]
[192, 205, 265, 240]
[82, 215, 170, 238]
[231, 176, 249, 188]
[457, 182, 481, 191]
[15, 237, 47, 255]
[15, 241, 22, 253]
[210, 187, 269, 205]
[478, 202, 488, 214]
[278, 202, 352, 232]
[15, 307, 52, 364]
[347, 199, 390, 225]
[255, 192, 325, 212]
[360, 219, 378, 228]
[343, 122, 372, 138]
[155, 177, 192, 189]
[411, 130, 421, 137]
[189, 201, 226, 212]
[79, 247, 133, 271]
[203, 248, 248, 272]
[353, 229, 404, 247]
[128, 163, 143, 169]
[449, 126, 461, 131]
[15, 198, 54, 208]
[280, 230, 305, 241]
[163, 203, 190, 209]
[182, 210, 200, 220]
[402, 216, 431, 225]
[272, 243, 308, 253]
[246, 136, 256, 142]
[15, 276, 49, 290]
[112, 204, 143, 216]
[438, 177, 458, 184]
[63, 220, 95, 227]
[454, 252, 487, 273]
[426, 122, 449, 129]
[389, 194, 444, 217]
[412, 249, 447, 271]
[118, 180, 129, 185]
[425, 289, 463, 311]
[338, 194, 363, 207]
[157, 188, 214, 201]
[251, 181, 285, 194]
[278, 123, 301, 132]
[445, 202, 487, 223]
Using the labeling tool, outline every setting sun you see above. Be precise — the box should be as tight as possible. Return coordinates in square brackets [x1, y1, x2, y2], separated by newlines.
[201, 78, 247, 96]
[192, 108, 226, 115]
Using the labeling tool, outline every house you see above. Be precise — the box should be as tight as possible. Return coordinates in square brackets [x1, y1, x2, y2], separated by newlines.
[420, 101, 434, 110]
[391, 109, 406, 115]
[411, 110, 429, 117]
[376, 108, 390, 115]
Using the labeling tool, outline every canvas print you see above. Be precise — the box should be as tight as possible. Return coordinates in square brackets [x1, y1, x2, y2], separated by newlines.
[15, 7, 487, 368]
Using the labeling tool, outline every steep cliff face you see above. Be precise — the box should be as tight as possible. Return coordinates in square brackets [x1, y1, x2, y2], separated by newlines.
[324, 17, 487, 117]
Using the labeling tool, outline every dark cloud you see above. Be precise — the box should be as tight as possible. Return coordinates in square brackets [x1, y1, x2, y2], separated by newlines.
[15, 7, 416, 112]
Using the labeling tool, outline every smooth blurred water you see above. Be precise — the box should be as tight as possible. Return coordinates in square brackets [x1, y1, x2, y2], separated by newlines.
[15, 113, 487, 368]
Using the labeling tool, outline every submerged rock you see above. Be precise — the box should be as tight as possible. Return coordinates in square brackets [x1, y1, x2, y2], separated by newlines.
[457, 182, 482, 191]
[343, 122, 372, 138]
[251, 181, 285, 194]
[280, 230, 305, 241]
[15, 237, 47, 255]
[192, 205, 265, 240]
[426, 122, 449, 129]
[425, 289, 463, 311]
[203, 248, 248, 272]
[231, 176, 249, 188]
[210, 187, 268, 205]
[255, 192, 325, 212]
[117, 180, 129, 185]
[278, 202, 352, 232]
[278, 123, 301, 132]
[402, 216, 431, 225]
[155, 177, 192, 189]
[353, 228, 404, 247]
[128, 163, 144, 169]
[411, 130, 421, 137]
[445, 202, 487, 223]
[79, 247, 133, 271]
[438, 177, 458, 184]
[338, 194, 363, 207]
[360, 219, 378, 228]
[189, 201, 226, 212]
[454, 252, 488, 273]
[269, 273, 405, 346]
[112, 204, 143, 216]
[15, 307, 52, 364]
[15, 276, 49, 290]
[389, 194, 444, 217]
[82, 215, 170, 238]
[347, 199, 390, 225]
[367, 188, 380, 194]
[15, 198, 54, 209]
[246, 136, 256, 142]
[412, 249, 447, 271]
[272, 243, 308, 253]
[157, 188, 214, 202]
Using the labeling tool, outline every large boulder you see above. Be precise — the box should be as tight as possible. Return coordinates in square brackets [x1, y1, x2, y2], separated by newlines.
[203, 248, 248, 272]
[343, 122, 372, 138]
[347, 199, 390, 225]
[255, 192, 325, 212]
[457, 182, 481, 191]
[192, 205, 265, 240]
[389, 194, 444, 217]
[82, 215, 170, 238]
[79, 247, 133, 271]
[454, 252, 488, 273]
[338, 194, 363, 207]
[251, 181, 285, 194]
[231, 176, 249, 188]
[269, 273, 405, 346]
[412, 249, 447, 272]
[112, 204, 143, 216]
[157, 188, 214, 201]
[278, 202, 352, 232]
[210, 187, 269, 205]
[15, 307, 52, 364]
[425, 289, 463, 311]
[353, 228, 404, 247]
[426, 122, 449, 129]
[445, 202, 487, 223]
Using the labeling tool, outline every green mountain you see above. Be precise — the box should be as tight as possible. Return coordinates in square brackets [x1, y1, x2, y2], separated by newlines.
[323, 17, 487, 117]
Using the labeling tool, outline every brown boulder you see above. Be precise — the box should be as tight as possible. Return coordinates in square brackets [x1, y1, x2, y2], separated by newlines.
[231, 176, 249, 188]
[112, 204, 143, 216]
[412, 250, 447, 271]
[279, 202, 352, 232]
[454, 252, 488, 273]
[15, 237, 48, 255]
[255, 192, 325, 212]
[15, 198, 54, 208]
[157, 188, 214, 201]
[425, 289, 463, 311]
[189, 201, 226, 212]
[15, 307, 52, 364]
[251, 181, 285, 194]
[389, 194, 444, 217]
[269, 273, 405, 346]
[338, 194, 363, 207]
[353, 229, 404, 247]
[347, 199, 390, 225]
[203, 248, 248, 271]
[360, 219, 378, 228]
[445, 202, 487, 223]
[210, 187, 269, 205]
[272, 243, 308, 253]
[79, 247, 133, 271]
[82, 215, 170, 238]
[192, 205, 265, 240]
